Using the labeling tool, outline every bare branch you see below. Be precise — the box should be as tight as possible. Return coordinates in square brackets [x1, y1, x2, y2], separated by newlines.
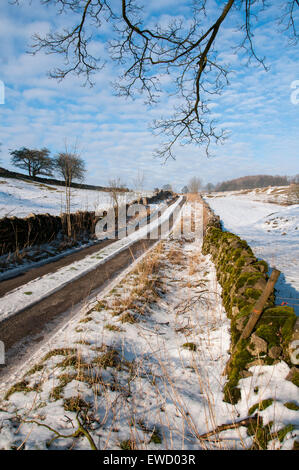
[18, 0, 299, 159]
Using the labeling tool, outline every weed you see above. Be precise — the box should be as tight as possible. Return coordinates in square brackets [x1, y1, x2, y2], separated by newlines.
[182, 342, 197, 351]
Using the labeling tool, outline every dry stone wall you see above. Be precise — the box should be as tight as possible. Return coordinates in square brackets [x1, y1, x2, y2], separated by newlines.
[202, 199, 298, 404]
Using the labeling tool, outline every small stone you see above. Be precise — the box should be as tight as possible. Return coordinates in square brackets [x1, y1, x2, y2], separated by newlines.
[236, 316, 246, 331]
[247, 333, 268, 356]
[269, 346, 282, 359]
[231, 306, 239, 317]
[240, 370, 253, 378]
[285, 367, 299, 383]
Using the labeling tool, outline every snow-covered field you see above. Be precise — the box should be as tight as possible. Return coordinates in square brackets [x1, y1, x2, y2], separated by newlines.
[0, 177, 147, 218]
[205, 191, 299, 315]
[205, 186, 291, 205]
[0, 202, 297, 450]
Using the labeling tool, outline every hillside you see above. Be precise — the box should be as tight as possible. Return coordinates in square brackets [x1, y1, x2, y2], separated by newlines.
[0, 176, 143, 218]
[215, 175, 289, 192]
[0, 167, 126, 193]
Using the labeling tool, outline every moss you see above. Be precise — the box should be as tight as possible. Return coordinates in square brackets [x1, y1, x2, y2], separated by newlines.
[181, 342, 197, 351]
[242, 272, 265, 289]
[223, 339, 252, 404]
[289, 369, 299, 387]
[253, 260, 268, 273]
[248, 399, 273, 415]
[24, 291, 33, 295]
[255, 306, 296, 353]
[275, 424, 295, 442]
[120, 439, 136, 450]
[149, 428, 162, 444]
[223, 383, 241, 404]
[284, 401, 299, 411]
[244, 288, 262, 300]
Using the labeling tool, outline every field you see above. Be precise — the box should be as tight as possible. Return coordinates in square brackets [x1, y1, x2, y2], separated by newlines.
[205, 188, 299, 315]
[0, 177, 145, 218]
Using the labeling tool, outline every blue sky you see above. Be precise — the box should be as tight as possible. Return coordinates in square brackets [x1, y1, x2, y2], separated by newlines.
[0, 0, 298, 190]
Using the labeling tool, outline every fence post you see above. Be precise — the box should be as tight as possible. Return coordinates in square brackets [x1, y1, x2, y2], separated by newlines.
[224, 268, 281, 375]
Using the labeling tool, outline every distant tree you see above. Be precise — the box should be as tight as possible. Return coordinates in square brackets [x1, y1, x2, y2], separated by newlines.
[290, 174, 299, 184]
[181, 185, 189, 194]
[188, 177, 202, 194]
[216, 174, 289, 192]
[163, 184, 173, 192]
[108, 177, 126, 212]
[205, 183, 215, 193]
[10, 147, 53, 177]
[132, 169, 145, 203]
[54, 151, 86, 237]
[54, 152, 85, 186]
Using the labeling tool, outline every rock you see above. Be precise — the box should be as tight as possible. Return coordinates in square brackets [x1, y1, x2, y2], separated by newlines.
[236, 316, 246, 332]
[247, 333, 268, 356]
[285, 367, 299, 384]
[240, 370, 253, 378]
[269, 346, 282, 359]
[246, 359, 265, 369]
[288, 317, 299, 366]
[231, 306, 240, 317]
[253, 278, 267, 291]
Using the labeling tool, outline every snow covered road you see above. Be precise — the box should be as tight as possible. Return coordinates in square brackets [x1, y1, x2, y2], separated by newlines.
[0, 197, 183, 323]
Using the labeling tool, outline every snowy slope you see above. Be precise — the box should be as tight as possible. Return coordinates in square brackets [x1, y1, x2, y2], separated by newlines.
[0, 177, 147, 218]
[205, 194, 299, 315]
[205, 186, 291, 205]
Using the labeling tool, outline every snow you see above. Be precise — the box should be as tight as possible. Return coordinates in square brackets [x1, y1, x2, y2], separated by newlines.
[0, 177, 148, 218]
[205, 192, 299, 315]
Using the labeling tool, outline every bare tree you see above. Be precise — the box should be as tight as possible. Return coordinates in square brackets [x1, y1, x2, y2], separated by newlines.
[108, 177, 126, 212]
[10, 147, 53, 177]
[188, 176, 202, 193]
[54, 149, 86, 237]
[24, 0, 298, 160]
[132, 169, 145, 203]
[163, 184, 173, 192]
[205, 182, 215, 193]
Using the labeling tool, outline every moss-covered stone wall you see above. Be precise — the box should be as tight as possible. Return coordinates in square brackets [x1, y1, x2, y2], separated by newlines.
[202, 205, 297, 404]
